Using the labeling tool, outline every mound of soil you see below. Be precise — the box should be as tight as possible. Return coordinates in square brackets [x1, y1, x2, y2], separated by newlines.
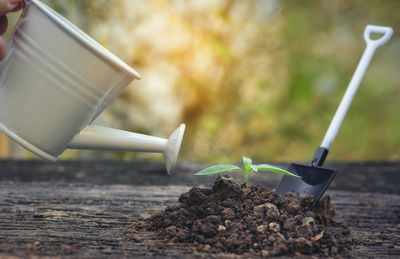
[131, 175, 354, 257]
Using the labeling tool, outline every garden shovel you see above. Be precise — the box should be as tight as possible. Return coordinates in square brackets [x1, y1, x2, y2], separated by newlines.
[275, 25, 393, 207]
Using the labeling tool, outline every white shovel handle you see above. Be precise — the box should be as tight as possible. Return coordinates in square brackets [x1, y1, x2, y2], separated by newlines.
[320, 25, 393, 150]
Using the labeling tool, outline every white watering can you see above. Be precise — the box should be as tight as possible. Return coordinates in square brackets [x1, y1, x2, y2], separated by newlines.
[0, 0, 185, 174]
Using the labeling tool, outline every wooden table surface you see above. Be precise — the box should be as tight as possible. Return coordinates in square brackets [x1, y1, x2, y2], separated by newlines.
[0, 160, 399, 258]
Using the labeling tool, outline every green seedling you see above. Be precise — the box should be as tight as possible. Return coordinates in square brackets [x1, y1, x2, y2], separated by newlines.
[195, 156, 301, 185]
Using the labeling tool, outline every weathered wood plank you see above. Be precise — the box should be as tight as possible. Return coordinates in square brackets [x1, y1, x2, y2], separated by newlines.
[330, 191, 400, 257]
[0, 181, 190, 257]
[1, 160, 400, 194]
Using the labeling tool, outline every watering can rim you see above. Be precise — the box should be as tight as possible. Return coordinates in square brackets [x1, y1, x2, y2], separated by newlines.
[26, 0, 141, 80]
[0, 122, 57, 160]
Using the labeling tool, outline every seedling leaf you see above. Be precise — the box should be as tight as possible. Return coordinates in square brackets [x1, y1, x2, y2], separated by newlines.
[249, 164, 258, 173]
[194, 164, 243, 175]
[194, 156, 301, 186]
[254, 164, 301, 178]
[243, 156, 253, 173]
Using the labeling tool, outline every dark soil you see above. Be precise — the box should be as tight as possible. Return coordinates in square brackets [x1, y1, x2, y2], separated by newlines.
[130, 175, 355, 257]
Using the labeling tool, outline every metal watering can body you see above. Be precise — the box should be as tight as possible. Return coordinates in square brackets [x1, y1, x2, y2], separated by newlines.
[0, 0, 185, 174]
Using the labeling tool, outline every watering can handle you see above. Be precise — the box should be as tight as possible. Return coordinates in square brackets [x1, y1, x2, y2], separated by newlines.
[319, 25, 393, 151]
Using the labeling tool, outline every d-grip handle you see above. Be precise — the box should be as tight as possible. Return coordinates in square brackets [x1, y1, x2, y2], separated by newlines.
[317, 25, 393, 165]
[364, 25, 393, 48]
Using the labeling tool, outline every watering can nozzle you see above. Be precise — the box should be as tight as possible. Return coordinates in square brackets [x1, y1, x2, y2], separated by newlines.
[164, 124, 186, 175]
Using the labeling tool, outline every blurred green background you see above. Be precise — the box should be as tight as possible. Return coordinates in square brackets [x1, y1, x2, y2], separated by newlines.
[4, 0, 400, 163]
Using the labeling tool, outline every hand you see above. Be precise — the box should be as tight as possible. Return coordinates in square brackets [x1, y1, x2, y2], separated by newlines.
[0, 0, 24, 60]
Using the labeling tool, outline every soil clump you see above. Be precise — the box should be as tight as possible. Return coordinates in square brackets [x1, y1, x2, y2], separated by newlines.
[130, 175, 355, 257]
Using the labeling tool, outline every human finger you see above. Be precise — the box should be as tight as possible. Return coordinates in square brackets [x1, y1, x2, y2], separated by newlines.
[0, 15, 8, 35]
[0, 0, 24, 16]
[0, 37, 6, 60]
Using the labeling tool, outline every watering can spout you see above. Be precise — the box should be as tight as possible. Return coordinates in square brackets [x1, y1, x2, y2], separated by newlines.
[67, 124, 185, 175]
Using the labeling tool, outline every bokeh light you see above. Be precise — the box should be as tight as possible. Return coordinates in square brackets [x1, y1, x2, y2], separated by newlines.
[2, 0, 400, 163]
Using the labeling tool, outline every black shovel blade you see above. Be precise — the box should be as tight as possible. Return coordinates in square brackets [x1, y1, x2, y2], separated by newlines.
[275, 163, 337, 207]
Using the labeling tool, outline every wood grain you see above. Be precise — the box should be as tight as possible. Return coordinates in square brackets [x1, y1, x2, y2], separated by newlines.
[0, 160, 399, 257]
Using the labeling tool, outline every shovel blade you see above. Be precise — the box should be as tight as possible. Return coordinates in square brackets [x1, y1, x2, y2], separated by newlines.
[275, 163, 337, 207]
